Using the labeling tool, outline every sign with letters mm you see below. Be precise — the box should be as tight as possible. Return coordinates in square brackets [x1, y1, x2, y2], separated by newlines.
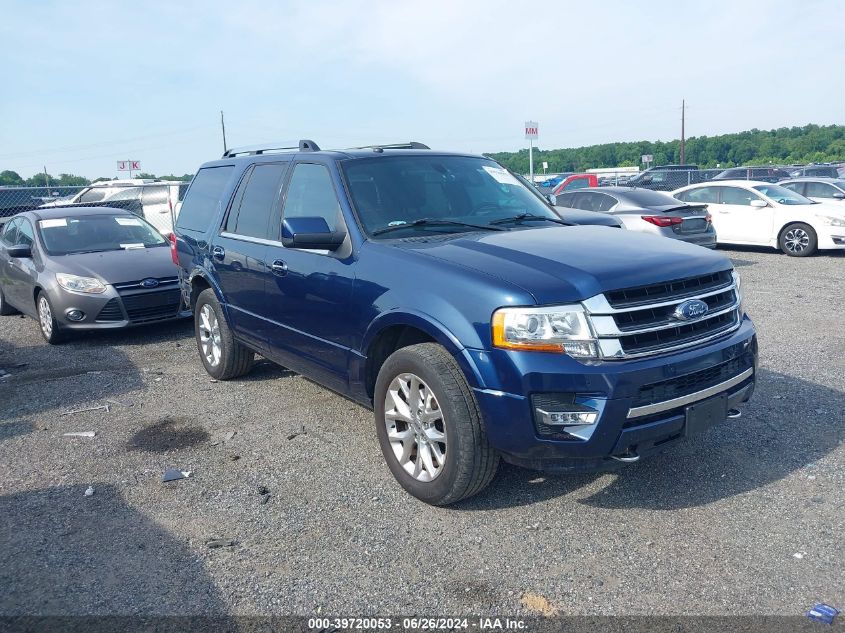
[525, 122, 538, 140]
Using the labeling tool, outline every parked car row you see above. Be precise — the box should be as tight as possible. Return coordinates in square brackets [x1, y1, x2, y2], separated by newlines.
[2, 141, 760, 506]
[672, 180, 845, 256]
[38, 179, 188, 235]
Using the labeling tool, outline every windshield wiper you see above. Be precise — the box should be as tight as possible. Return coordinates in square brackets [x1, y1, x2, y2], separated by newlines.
[489, 213, 570, 226]
[372, 218, 504, 236]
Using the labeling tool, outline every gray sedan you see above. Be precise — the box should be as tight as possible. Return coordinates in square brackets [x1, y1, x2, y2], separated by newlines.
[0, 207, 188, 343]
[552, 187, 717, 248]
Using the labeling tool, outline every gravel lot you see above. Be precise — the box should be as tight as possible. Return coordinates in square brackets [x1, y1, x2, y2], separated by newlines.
[1, 247, 843, 619]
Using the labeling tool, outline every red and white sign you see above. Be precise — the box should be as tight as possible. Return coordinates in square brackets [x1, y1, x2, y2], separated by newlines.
[117, 160, 141, 171]
[524, 121, 539, 140]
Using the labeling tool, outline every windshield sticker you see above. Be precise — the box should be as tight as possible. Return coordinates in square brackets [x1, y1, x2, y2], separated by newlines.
[39, 218, 68, 228]
[482, 165, 520, 186]
[115, 217, 142, 226]
[120, 243, 145, 249]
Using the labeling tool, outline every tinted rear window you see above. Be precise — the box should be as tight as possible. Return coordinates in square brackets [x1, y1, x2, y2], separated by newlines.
[176, 166, 234, 231]
[618, 189, 679, 206]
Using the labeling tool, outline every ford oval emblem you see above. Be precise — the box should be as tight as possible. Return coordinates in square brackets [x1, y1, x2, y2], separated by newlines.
[673, 299, 709, 321]
[141, 278, 160, 289]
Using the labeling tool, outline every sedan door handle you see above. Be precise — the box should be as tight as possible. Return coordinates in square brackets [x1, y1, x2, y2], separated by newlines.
[270, 260, 288, 276]
[211, 246, 225, 261]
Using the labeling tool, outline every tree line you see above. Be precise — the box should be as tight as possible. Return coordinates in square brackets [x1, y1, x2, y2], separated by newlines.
[0, 170, 193, 187]
[485, 124, 845, 174]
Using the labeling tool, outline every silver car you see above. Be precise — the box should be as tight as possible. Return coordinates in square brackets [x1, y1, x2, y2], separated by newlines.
[552, 187, 717, 248]
[0, 207, 188, 344]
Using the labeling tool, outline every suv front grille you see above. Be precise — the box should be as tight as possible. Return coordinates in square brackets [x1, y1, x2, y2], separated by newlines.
[583, 270, 742, 359]
[604, 270, 732, 308]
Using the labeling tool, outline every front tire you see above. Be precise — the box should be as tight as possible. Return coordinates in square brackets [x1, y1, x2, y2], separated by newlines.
[374, 343, 499, 505]
[0, 285, 18, 316]
[779, 222, 817, 256]
[194, 288, 254, 380]
[36, 291, 65, 344]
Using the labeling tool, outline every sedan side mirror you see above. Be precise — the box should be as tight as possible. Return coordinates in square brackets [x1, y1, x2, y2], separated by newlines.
[749, 200, 768, 208]
[545, 194, 557, 206]
[7, 244, 32, 258]
[282, 217, 346, 250]
[832, 192, 845, 200]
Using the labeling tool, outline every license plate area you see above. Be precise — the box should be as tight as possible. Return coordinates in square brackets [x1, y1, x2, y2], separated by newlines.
[685, 394, 727, 437]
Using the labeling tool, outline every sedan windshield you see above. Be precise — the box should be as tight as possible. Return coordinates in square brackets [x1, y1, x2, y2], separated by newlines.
[753, 185, 815, 205]
[37, 214, 167, 255]
[342, 155, 560, 237]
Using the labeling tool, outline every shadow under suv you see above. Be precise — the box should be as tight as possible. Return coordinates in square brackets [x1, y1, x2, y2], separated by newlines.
[173, 140, 758, 505]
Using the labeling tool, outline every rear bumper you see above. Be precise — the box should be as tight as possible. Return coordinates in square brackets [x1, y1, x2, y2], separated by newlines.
[469, 316, 757, 471]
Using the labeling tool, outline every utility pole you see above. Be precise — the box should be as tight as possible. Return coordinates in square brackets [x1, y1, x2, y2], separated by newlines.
[43, 165, 50, 190]
[680, 99, 686, 165]
[220, 110, 228, 154]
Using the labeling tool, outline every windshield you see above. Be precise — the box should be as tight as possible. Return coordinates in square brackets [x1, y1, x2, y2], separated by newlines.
[37, 214, 167, 255]
[753, 185, 815, 205]
[341, 155, 560, 237]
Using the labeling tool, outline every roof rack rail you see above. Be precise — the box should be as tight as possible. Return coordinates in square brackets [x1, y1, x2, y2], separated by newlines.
[222, 139, 321, 158]
[348, 141, 430, 151]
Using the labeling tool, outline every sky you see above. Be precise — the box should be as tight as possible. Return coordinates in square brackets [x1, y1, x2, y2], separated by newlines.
[1, 0, 843, 179]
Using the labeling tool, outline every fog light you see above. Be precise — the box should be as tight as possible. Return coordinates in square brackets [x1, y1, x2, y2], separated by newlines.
[66, 310, 85, 321]
[536, 404, 598, 426]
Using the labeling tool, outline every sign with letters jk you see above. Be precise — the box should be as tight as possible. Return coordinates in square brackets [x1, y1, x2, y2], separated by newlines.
[117, 160, 141, 171]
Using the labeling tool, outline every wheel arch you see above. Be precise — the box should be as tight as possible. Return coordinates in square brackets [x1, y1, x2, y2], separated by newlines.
[361, 311, 484, 401]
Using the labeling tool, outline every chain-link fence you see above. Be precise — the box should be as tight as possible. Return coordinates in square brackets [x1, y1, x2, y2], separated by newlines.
[0, 183, 187, 234]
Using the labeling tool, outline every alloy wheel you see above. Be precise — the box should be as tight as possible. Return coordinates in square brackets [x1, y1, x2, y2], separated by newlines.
[784, 228, 810, 253]
[383, 372, 447, 482]
[38, 296, 53, 337]
[198, 304, 222, 367]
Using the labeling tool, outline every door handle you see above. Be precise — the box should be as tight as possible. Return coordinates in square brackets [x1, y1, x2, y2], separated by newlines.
[212, 246, 225, 261]
[270, 260, 288, 276]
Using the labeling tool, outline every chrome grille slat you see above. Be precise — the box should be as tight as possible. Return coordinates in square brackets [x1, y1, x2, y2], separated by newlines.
[584, 270, 741, 360]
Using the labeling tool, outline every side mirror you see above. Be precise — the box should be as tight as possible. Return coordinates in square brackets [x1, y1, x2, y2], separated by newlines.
[832, 192, 845, 200]
[281, 217, 346, 250]
[545, 194, 557, 206]
[7, 244, 32, 258]
[749, 199, 768, 208]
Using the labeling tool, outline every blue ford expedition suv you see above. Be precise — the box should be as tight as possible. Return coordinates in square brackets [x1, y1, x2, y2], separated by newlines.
[173, 140, 757, 505]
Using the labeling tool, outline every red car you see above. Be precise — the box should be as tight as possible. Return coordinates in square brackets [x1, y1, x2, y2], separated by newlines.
[551, 173, 598, 194]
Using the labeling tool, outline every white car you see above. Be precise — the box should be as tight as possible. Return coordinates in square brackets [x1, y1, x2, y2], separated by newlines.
[779, 178, 845, 205]
[671, 180, 845, 256]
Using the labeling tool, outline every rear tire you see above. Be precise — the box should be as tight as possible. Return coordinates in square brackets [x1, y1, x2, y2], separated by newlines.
[194, 288, 254, 380]
[374, 343, 499, 505]
[36, 291, 66, 344]
[779, 222, 817, 256]
[0, 286, 18, 315]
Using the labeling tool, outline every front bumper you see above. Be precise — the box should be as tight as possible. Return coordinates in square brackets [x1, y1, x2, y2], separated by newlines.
[49, 284, 188, 330]
[468, 315, 757, 471]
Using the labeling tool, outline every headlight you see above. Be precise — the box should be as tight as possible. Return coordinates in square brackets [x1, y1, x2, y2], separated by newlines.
[818, 215, 845, 227]
[492, 305, 598, 358]
[55, 273, 107, 294]
[732, 270, 744, 315]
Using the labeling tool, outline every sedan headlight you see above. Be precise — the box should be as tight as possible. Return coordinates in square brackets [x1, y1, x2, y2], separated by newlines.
[818, 215, 845, 227]
[492, 305, 598, 358]
[56, 273, 107, 294]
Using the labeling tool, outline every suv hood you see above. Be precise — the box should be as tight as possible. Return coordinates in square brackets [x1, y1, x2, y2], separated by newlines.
[395, 225, 730, 305]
